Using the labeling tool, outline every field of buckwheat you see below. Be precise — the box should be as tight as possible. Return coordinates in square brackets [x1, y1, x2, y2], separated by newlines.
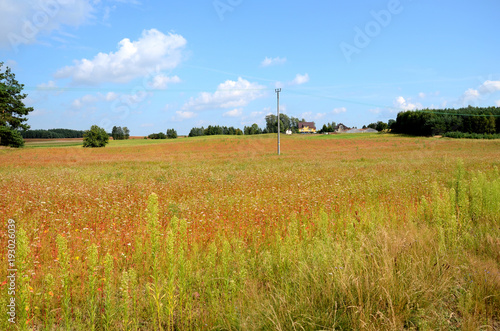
[1, 133, 499, 330]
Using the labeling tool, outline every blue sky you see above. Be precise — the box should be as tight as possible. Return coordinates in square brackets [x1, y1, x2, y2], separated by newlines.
[1, 0, 499, 135]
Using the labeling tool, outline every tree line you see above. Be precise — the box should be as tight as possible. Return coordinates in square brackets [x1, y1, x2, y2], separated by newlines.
[188, 125, 243, 137]
[21, 128, 86, 139]
[189, 114, 303, 137]
[392, 106, 500, 136]
[148, 129, 177, 139]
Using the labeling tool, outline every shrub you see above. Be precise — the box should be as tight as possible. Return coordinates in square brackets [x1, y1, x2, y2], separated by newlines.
[83, 125, 109, 147]
[443, 131, 500, 139]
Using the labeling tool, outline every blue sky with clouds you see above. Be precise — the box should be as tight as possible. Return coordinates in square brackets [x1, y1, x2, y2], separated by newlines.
[1, 0, 499, 135]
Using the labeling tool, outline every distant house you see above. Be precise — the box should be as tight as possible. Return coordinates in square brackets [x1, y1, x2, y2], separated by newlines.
[298, 121, 316, 133]
[335, 123, 350, 133]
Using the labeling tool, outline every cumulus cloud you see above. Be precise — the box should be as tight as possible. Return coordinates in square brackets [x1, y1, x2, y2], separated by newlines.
[478, 80, 500, 94]
[105, 92, 119, 101]
[459, 80, 500, 106]
[496, 100, 500, 107]
[418, 91, 440, 99]
[71, 94, 100, 109]
[148, 74, 181, 89]
[461, 88, 480, 103]
[55, 29, 186, 85]
[394, 96, 422, 110]
[332, 107, 347, 114]
[171, 110, 196, 121]
[0, 0, 94, 50]
[261, 56, 287, 67]
[182, 77, 266, 111]
[223, 108, 243, 117]
[291, 73, 309, 85]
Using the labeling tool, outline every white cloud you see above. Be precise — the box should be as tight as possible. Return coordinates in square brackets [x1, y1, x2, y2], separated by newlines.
[291, 73, 309, 85]
[251, 111, 265, 117]
[105, 92, 118, 101]
[462, 88, 479, 100]
[0, 0, 94, 50]
[332, 107, 347, 114]
[72, 94, 100, 109]
[394, 96, 422, 110]
[496, 100, 500, 107]
[418, 91, 440, 99]
[172, 110, 196, 121]
[478, 80, 500, 94]
[55, 29, 186, 85]
[148, 74, 181, 89]
[223, 108, 243, 117]
[261, 56, 287, 67]
[459, 80, 500, 106]
[182, 77, 266, 111]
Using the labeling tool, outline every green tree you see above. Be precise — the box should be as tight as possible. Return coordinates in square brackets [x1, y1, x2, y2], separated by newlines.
[111, 126, 125, 140]
[166, 128, 177, 139]
[83, 125, 109, 147]
[0, 126, 24, 147]
[0, 62, 34, 147]
[387, 119, 396, 130]
[123, 127, 130, 139]
[375, 121, 388, 131]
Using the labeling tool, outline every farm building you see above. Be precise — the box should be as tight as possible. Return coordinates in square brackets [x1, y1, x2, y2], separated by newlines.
[298, 121, 316, 133]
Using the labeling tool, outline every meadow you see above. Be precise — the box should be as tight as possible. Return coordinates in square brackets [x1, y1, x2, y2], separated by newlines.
[1, 133, 499, 330]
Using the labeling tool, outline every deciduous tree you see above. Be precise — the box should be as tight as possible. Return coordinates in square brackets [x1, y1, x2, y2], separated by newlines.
[83, 125, 109, 147]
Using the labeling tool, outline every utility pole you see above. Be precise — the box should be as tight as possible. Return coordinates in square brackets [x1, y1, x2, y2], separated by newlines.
[275, 88, 281, 155]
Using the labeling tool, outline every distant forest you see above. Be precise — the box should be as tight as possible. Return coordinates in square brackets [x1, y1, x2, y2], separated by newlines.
[21, 128, 85, 139]
[393, 106, 500, 136]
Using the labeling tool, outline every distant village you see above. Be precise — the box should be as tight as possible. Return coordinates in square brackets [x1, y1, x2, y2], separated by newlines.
[294, 122, 378, 135]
